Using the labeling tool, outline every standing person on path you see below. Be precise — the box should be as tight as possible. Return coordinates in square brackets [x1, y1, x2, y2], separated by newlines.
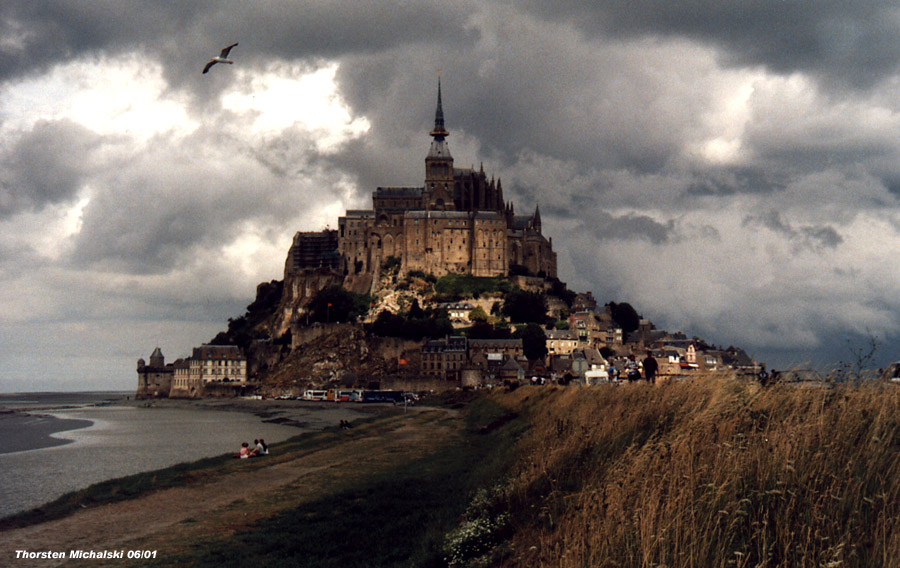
[608, 361, 619, 383]
[626, 355, 640, 382]
[643, 351, 659, 384]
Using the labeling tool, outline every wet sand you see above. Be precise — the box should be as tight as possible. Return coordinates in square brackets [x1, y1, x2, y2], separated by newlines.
[0, 411, 93, 454]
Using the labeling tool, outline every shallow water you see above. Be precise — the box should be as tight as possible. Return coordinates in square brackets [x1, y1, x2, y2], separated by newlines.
[0, 403, 304, 519]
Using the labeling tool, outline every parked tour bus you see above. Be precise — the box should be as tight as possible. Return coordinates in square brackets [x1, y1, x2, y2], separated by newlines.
[326, 389, 354, 402]
[301, 390, 327, 401]
[360, 390, 404, 403]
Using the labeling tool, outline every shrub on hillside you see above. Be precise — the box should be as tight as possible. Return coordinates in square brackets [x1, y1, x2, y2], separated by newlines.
[307, 286, 372, 324]
[209, 279, 282, 349]
[434, 274, 512, 298]
[464, 321, 512, 340]
[382, 256, 401, 272]
[367, 306, 453, 340]
[548, 278, 576, 307]
[406, 270, 437, 284]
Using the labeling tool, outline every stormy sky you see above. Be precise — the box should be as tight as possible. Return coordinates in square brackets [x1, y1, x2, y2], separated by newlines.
[4, 1, 900, 391]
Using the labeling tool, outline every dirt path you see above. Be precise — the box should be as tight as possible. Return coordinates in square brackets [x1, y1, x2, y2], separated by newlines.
[1, 407, 460, 567]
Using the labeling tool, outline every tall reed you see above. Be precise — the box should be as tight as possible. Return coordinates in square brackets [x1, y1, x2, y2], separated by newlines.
[490, 376, 900, 567]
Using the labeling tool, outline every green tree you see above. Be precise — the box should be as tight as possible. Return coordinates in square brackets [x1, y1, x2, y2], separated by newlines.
[408, 299, 424, 319]
[209, 280, 283, 349]
[513, 323, 548, 361]
[466, 320, 495, 339]
[469, 306, 489, 322]
[308, 286, 371, 323]
[492, 321, 512, 339]
[367, 306, 453, 340]
[369, 309, 406, 337]
[501, 288, 549, 324]
[549, 278, 576, 308]
[433, 274, 512, 297]
[609, 302, 640, 334]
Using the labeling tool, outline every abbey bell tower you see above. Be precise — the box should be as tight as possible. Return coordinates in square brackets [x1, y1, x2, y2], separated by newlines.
[325, 78, 557, 285]
[424, 77, 454, 210]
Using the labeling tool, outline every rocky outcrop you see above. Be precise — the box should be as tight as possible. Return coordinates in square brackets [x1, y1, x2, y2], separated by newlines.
[272, 268, 343, 337]
[256, 323, 424, 397]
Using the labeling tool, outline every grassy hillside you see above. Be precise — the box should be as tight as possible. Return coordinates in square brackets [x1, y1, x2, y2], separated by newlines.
[477, 377, 900, 567]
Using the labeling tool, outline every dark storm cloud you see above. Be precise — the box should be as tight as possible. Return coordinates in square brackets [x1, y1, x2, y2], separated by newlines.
[802, 226, 843, 249]
[0, 2, 189, 81]
[742, 211, 844, 250]
[58, 118, 366, 275]
[581, 209, 676, 245]
[0, 2, 476, 87]
[520, 1, 900, 89]
[0, 119, 100, 217]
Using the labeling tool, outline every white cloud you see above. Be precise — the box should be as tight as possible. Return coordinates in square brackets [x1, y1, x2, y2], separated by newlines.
[557, 186, 900, 355]
[688, 69, 764, 166]
[221, 61, 370, 152]
[0, 195, 87, 262]
[0, 53, 197, 142]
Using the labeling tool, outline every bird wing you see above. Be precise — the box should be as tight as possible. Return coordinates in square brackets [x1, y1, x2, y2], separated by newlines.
[202, 60, 216, 74]
[219, 43, 238, 58]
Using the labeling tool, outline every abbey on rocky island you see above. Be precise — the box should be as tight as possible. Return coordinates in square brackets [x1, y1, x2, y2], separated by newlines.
[138, 81, 564, 399]
[282, 80, 557, 301]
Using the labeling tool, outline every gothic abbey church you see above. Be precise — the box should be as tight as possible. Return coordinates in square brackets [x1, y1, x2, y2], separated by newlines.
[281, 81, 557, 307]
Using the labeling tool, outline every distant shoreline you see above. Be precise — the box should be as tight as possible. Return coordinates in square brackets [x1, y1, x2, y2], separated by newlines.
[117, 396, 402, 430]
[0, 411, 94, 454]
[1, 395, 389, 456]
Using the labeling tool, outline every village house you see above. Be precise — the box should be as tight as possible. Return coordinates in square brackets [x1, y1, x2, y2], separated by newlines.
[468, 338, 523, 359]
[572, 291, 598, 312]
[143, 344, 249, 399]
[421, 336, 467, 379]
[189, 345, 248, 384]
[439, 302, 475, 324]
[545, 329, 581, 356]
[498, 356, 525, 382]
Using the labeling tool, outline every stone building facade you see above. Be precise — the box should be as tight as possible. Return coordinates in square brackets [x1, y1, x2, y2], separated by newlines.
[283, 80, 557, 297]
[141, 344, 249, 399]
[422, 335, 468, 379]
[136, 347, 173, 399]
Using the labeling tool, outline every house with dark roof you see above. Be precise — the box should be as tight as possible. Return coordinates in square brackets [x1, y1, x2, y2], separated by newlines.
[421, 335, 467, 380]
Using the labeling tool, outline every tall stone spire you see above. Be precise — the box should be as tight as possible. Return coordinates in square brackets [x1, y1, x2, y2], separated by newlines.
[425, 74, 453, 209]
[425, 75, 453, 161]
[426, 76, 451, 161]
[430, 76, 449, 139]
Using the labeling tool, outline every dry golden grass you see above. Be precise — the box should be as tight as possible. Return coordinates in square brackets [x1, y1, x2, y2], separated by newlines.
[489, 375, 900, 567]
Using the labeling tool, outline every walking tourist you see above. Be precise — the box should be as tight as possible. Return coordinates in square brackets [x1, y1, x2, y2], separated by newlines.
[643, 351, 658, 384]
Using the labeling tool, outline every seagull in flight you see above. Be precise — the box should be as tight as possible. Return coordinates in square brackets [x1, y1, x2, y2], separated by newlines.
[202, 43, 238, 74]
